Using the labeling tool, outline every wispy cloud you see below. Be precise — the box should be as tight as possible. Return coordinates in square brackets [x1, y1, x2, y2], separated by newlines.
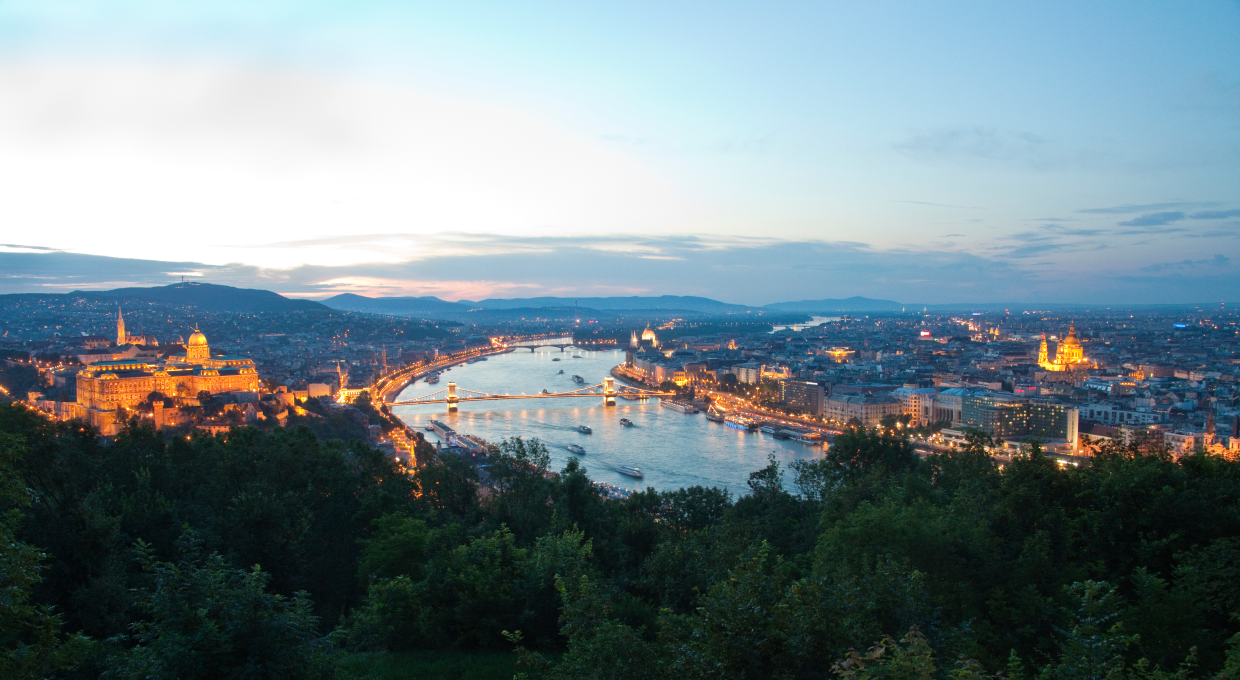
[1139, 254, 1231, 273]
[894, 127, 1050, 167]
[1077, 202, 1196, 215]
[1117, 211, 1186, 227]
[1189, 209, 1240, 220]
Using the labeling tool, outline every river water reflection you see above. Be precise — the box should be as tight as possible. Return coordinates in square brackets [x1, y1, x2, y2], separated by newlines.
[391, 349, 824, 494]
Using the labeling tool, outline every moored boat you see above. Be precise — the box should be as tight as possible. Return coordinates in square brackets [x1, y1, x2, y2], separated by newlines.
[660, 399, 699, 414]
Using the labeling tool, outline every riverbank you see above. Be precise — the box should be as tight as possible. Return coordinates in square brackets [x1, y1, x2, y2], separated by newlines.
[377, 347, 513, 403]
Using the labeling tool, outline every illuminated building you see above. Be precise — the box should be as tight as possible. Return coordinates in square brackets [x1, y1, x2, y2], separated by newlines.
[640, 325, 660, 349]
[961, 391, 1079, 447]
[780, 380, 824, 416]
[76, 328, 259, 432]
[115, 308, 159, 347]
[1038, 324, 1090, 372]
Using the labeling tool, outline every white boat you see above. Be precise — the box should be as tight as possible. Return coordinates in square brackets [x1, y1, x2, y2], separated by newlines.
[616, 465, 644, 478]
[660, 400, 699, 414]
[567, 444, 586, 455]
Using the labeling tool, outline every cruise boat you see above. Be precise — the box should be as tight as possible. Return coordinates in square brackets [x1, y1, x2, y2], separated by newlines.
[567, 444, 586, 455]
[578, 425, 592, 434]
[552, 357, 561, 361]
[424, 422, 436, 431]
[725, 415, 759, 431]
[660, 400, 699, 414]
[429, 419, 456, 439]
[772, 430, 793, 440]
[572, 375, 585, 383]
[616, 465, 644, 478]
[619, 418, 633, 427]
[571, 354, 582, 358]
[425, 373, 440, 384]
[760, 424, 778, 434]
[705, 409, 725, 423]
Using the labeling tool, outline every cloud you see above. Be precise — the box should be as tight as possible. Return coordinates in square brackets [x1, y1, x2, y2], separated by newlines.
[1189, 209, 1240, 220]
[4, 234, 1240, 306]
[1077, 202, 1195, 215]
[893, 127, 1056, 168]
[1140, 254, 1231, 273]
[1117, 211, 1186, 227]
[897, 201, 980, 209]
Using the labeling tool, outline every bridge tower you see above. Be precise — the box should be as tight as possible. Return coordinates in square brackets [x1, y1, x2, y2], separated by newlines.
[447, 382, 459, 412]
[604, 376, 616, 406]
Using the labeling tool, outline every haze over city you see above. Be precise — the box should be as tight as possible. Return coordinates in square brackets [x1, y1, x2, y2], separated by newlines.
[1, 1, 1238, 304]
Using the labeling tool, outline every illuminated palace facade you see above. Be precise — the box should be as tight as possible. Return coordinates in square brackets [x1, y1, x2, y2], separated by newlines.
[77, 327, 259, 412]
[1038, 324, 1091, 372]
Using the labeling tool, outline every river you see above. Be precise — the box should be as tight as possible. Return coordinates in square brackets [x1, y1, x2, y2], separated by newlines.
[390, 348, 824, 494]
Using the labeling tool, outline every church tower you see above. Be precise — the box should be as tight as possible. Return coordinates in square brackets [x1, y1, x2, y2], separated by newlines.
[116, 308, 126, 347]
[1037, 334, 1048, 368]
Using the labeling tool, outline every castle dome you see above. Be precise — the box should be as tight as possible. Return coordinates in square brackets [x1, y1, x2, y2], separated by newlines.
[187, 329, 208, 346]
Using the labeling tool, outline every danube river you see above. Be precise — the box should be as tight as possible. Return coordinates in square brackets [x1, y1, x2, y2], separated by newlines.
[390, 349, 824, 494]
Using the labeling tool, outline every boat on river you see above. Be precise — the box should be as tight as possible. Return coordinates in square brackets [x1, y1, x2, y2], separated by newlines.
[578, 425, 592, 434]
[725, 415, 759, 431]
[705, 407, 726, 422]
[425, 373, 440, 384]
[660, 400, 699, 414]
[572, 375, 585, 383]
[616, 465, 644, 478]
[619, 418, 633, 427]
[552, 357, 561, 361]
[429, 419, 456, 439]
[567, 444, 586, 455]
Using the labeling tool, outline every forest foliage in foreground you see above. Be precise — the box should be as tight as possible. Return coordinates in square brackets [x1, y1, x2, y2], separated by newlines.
[2, 400, 1240, 680]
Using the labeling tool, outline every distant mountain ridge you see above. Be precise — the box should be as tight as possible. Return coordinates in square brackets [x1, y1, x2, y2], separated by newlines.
[0, 283, 329, 314]
[322, 293, 905, 316]
[461, 295, 754, 313]
[320, 294, 471, 316]
[763, 296, 904, 312]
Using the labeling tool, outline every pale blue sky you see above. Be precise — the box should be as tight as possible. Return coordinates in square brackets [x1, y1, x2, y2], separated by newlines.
[0, 1, 1237, 303]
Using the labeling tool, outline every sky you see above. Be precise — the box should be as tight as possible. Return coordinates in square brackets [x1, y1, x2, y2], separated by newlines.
[0, 1, 1238, 305]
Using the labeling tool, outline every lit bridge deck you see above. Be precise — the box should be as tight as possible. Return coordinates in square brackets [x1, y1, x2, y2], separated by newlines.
[390, 378, 671, 411]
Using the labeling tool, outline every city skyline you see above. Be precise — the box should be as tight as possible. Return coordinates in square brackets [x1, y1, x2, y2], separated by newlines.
[1, 1, 1238, 303]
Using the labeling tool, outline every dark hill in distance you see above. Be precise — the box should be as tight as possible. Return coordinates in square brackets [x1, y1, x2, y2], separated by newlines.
[462, 295, 755, 314]
[763, 296, 905, 312]
[0, 283, 329, 314]
[320, 293, 470, 316]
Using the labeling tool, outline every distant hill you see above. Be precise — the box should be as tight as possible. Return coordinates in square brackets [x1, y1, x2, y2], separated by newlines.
[463, 295, 755, 314]
[763, 296, 905, 312]
[0, 283, 329, 314]
[320, 294, 471, 317]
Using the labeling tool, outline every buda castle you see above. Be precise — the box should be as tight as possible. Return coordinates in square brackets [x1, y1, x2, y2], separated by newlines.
[1038, 324, 1091, 372]
[77, 318, 259, 423]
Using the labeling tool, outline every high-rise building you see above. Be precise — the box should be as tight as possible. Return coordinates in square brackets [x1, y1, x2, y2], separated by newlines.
[780, 380, 824, 416]
[961, 390, 1078, 446]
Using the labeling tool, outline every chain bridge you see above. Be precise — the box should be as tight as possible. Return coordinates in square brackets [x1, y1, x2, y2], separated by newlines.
[389, 376, 672, 412]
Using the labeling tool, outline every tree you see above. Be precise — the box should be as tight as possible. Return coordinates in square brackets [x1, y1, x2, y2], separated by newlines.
[0, 432, 90, 679]
[106, 534, 335, 680]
